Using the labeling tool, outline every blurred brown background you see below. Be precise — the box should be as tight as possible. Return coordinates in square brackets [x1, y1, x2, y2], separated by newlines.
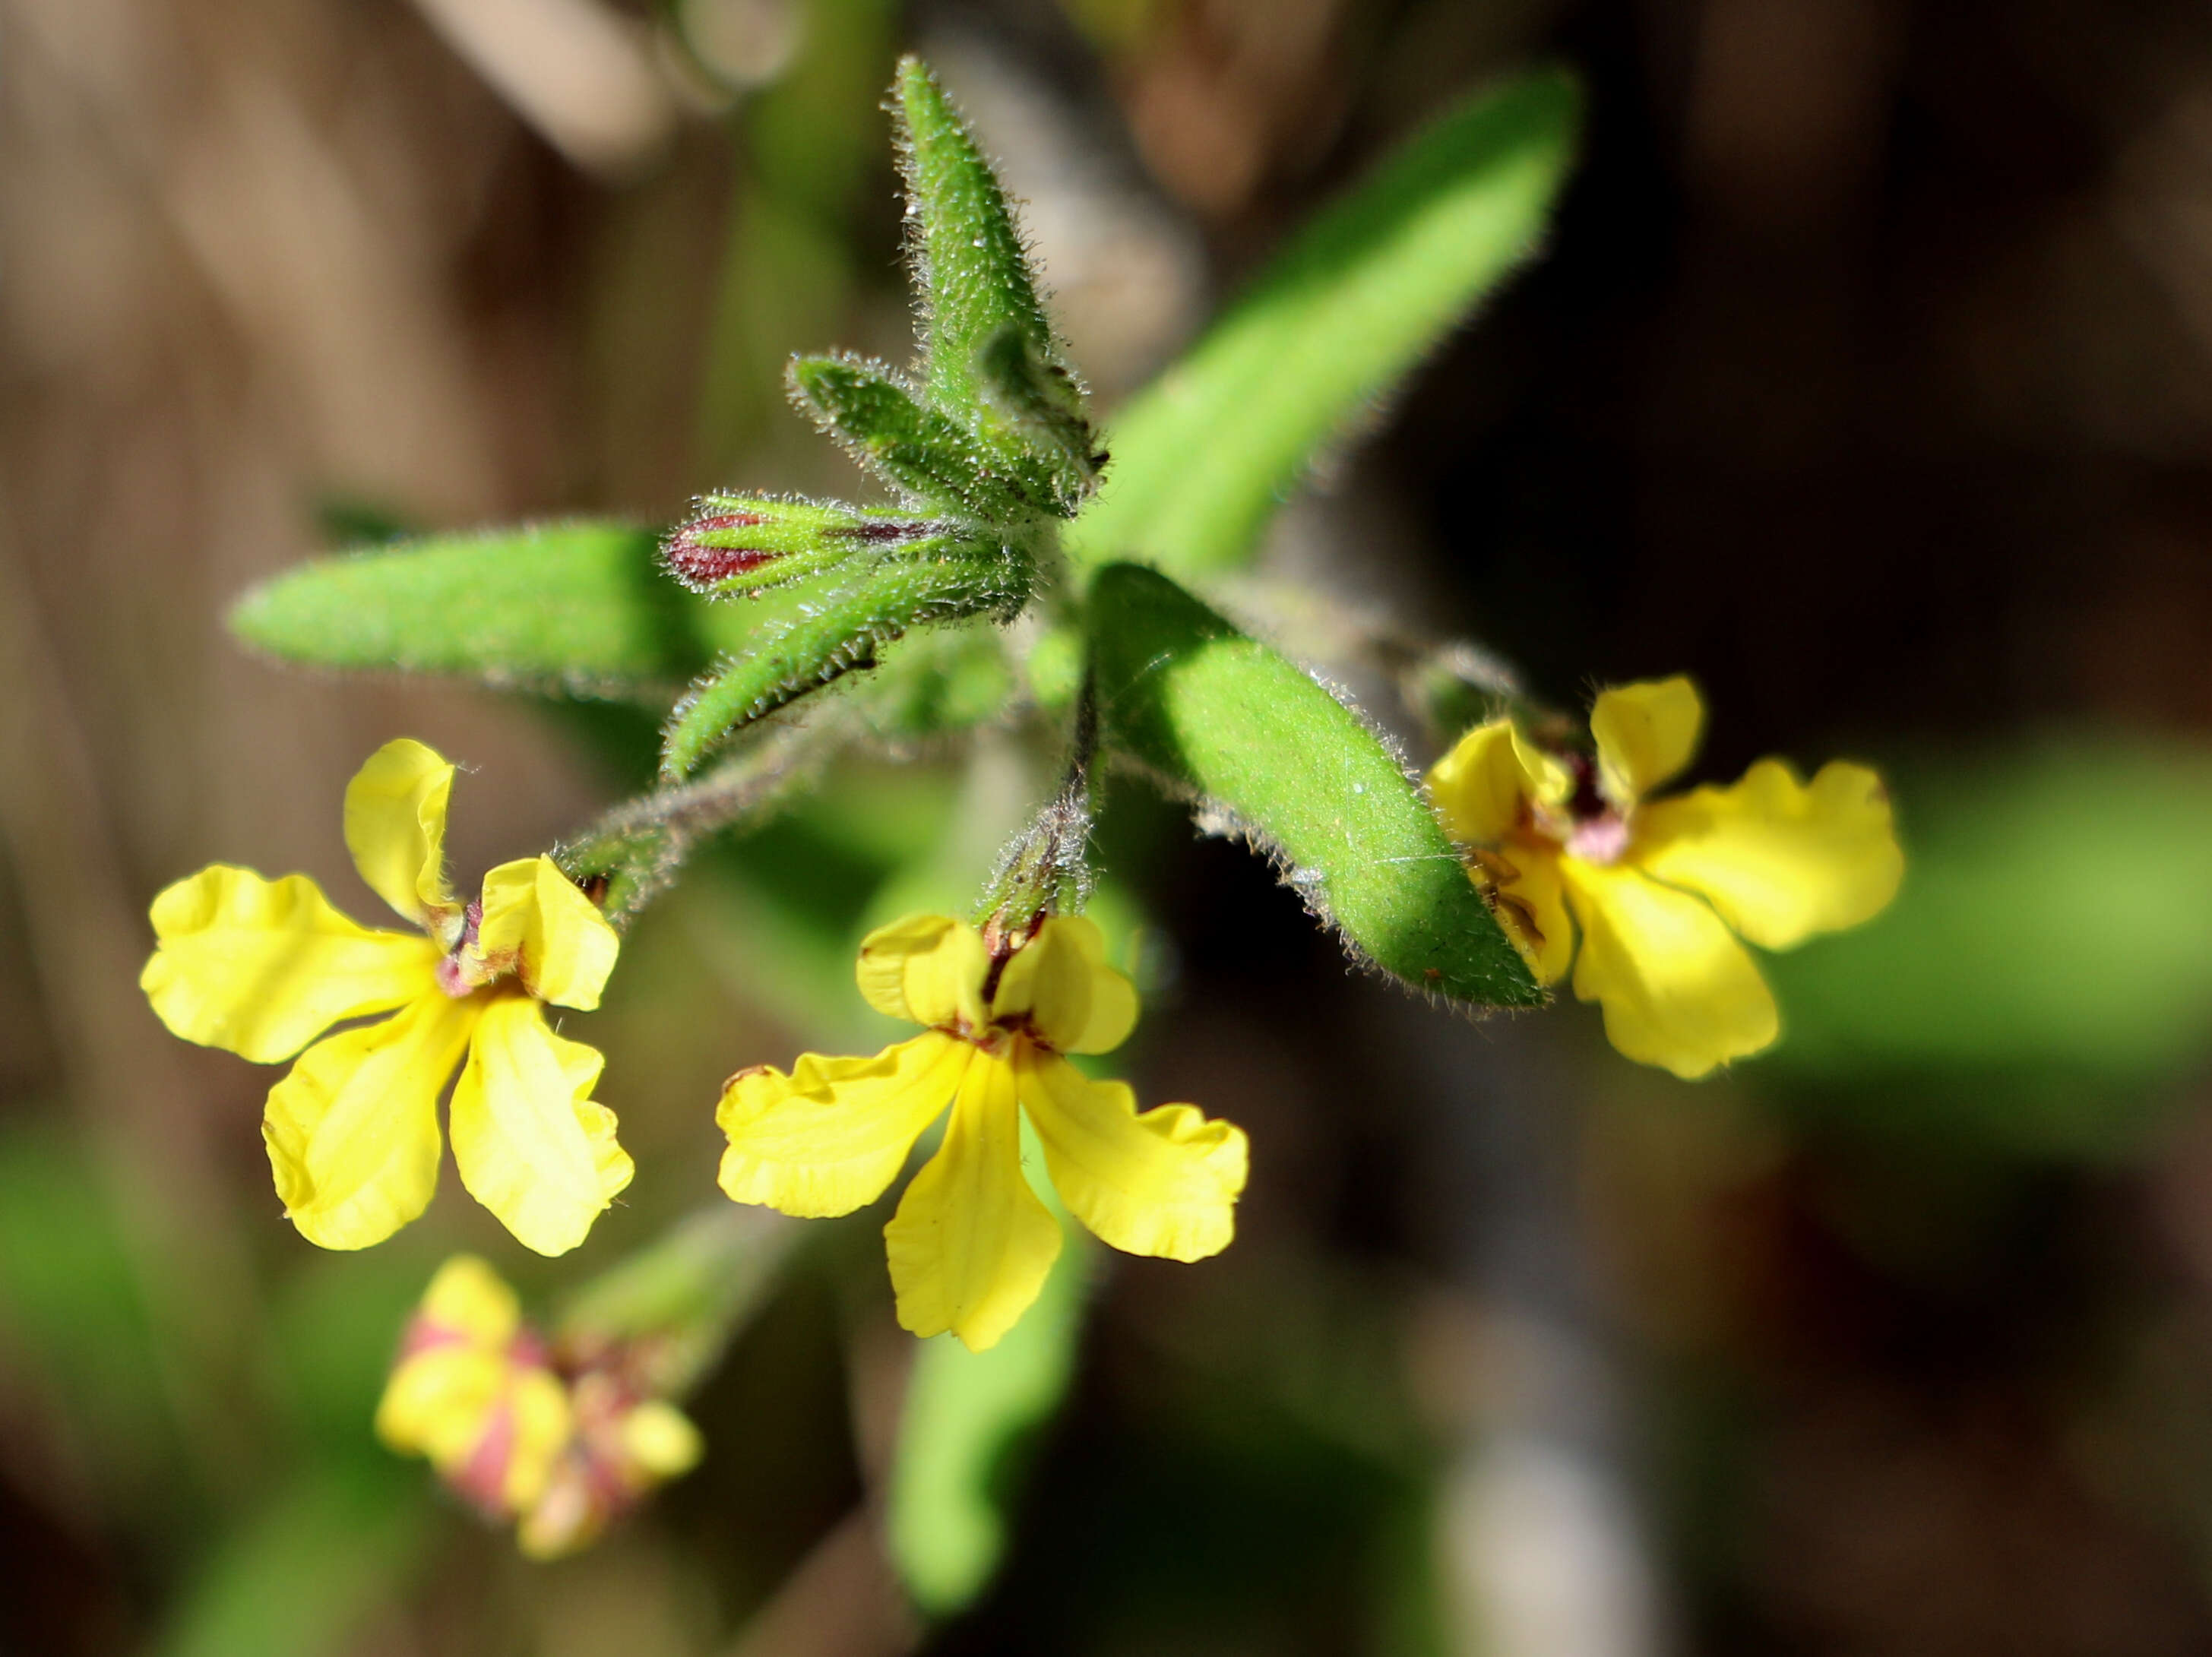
[12, 1, 2212, 1654]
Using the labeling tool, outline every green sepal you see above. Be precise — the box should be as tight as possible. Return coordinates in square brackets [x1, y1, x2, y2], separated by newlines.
[972, 324, 1099, 516]
[666, 494, 963, 597]
[1087, 561, 1540, 1007]
[661, 542, 1032, 777]
[786, 354, 1065, 522]
[892, 55, 1065, 421]
[229, 520, 749, 692]
[1065, 68, 1579, 576]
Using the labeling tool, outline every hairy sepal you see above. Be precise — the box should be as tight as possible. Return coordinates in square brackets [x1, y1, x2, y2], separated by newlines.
[971, 324, 1099, 517]
[666, 494, 966, 598]
[786, 354, 1065, 524]
[661, 544, 1033, 778]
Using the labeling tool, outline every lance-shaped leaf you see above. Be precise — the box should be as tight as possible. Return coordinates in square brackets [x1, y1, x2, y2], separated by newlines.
[232, 523, 1024, 759]
[1065, 69, 1578, 577]
[894, 55, 1070, 423]
[231, 520, 748, 691]
[664, 494, 964, 597]
[788, 355, 1068, 522]
[662, 543, 1030, 777]
[1088, 562, 1540, 1007]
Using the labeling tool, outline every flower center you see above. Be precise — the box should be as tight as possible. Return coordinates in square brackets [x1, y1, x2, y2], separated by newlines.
[434, 900, 504, 998]
[1565, 811, 1631, 865]
[1524, 750, 1634, 865]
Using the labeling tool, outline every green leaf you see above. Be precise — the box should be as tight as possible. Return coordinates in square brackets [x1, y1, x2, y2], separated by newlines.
[787, 354, 1065, 521]
[888, 1210, 1091, 1617]
[231, 520, 747, 691]
[894, 55, 1065, 422]
[1065, 68, 1579, 577]
[662, 545, 1032, 776]
[1087, 562, 1539, 1007]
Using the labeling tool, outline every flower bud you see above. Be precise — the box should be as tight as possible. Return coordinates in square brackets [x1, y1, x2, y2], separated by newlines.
[378, 1255, 706, 1557]
[516, 1374, 705, 1559]
[375, 1257, 573, 1517]
[663, 494, 948, 596]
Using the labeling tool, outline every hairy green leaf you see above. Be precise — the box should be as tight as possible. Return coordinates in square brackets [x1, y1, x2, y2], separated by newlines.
[787, 354, 1066, 521]
[1066, 69, 1578, 576]
[893, 55, 1065, 421]
[1087, 562, 1539, 1007]
[230, 520, 745, 691]
[662, 545, 1031, 777]
[233, 523, 1024, 763]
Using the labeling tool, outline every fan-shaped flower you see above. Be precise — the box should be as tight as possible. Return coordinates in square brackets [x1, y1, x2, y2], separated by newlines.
[1426, 677, 1903, 1078]
[141, 739, 631, 1252]
[717, 912, 1248, 1351]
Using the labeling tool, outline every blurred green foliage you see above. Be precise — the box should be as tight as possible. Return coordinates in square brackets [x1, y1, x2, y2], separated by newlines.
[1767, 738, 2212, 1153]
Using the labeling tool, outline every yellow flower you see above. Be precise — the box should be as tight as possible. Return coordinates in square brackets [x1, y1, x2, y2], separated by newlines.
[517, 1372, 703, 1559]
[378, 1254, 704, 1557]
[717, 913, 1248, 1352]
[375, 1255, 574, 1516]
[141, 739, 631, 1254]
[1426, 677, 1903, 1079]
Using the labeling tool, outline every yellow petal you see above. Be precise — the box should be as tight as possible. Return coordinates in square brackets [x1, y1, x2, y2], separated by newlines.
[142, 867, 439, 1063]
[1589, 677, 1703, 808]
[1016, 1048, 1246, 1261]
[476, 856, 621, 1010]
[991, 914, 1138, 1055]
[497, 1368, 576, 1510]
[344, 738, 460, 934]
[884, 1053, 1063, 1352]
[375, 1344, 508, 1466]
[413, 1254, 522, 1349]
[619, 1401, 704, 1478]
[1480, 843, 1574, 986]
[1561, 860, 1777, 1080]
[448, 995, 633, 1257]
[856, 913, 989, 1030]
[263, 992, 475, 1249]
[375, 1255, 571, 1513]
[1426, 719, 1571, 845]
[1632, 758, 1903, 950]
[717, 1032, 970, 1218]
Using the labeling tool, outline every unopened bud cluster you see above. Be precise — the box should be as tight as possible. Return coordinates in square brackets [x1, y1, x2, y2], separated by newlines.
[376, 1257, 702, 1557]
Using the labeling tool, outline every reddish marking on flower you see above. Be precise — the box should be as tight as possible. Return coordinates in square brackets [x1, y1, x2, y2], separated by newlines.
[451, 1398, 520, 1512]
[1565, 813, 1631, 865]
[397, 1318, 471, 1361]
